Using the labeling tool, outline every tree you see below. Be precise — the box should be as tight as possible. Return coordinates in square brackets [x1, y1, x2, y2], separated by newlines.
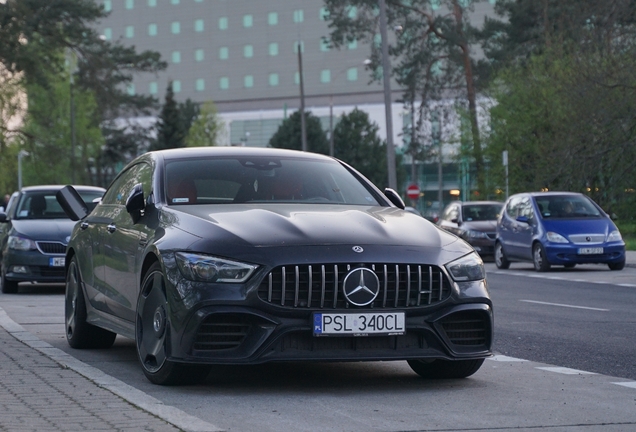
[268, 111, 329, 154]
[324, 0, 489, 195]
[151, 82, 187, 151]
[333, 108, 391, 188]
[185, 101, 225, 147]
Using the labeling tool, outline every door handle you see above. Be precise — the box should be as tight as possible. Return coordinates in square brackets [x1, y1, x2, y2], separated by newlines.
[80, 222, 89, 230]
[107, 223, 116, 233]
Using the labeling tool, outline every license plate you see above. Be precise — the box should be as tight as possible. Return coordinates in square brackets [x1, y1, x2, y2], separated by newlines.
[313, 312, 405, 337]
[49, 257, 65, 267]
[578, 247, 603, 255]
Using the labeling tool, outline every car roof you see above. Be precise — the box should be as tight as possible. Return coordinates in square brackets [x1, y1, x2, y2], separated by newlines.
[19, 185, 106, 193]
[445, 200, 503, 207]
[152, 147, 336, 162]
[511, 191, 584, 199]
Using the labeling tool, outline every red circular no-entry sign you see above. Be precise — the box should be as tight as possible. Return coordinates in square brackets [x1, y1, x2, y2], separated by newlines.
[406, 184, 420, 200]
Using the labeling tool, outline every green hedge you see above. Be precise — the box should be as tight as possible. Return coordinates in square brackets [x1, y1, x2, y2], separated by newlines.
[616, 222, 636, 251]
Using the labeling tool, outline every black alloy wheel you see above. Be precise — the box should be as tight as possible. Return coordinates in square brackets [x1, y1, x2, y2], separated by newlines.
[608, 260, 625, 271]
[65, 256, 117, 349]
[494, 242, 510, 269]
[136, 262, 210, 385]
[532, 243, 551, 272]
[407, 358, 485, 379]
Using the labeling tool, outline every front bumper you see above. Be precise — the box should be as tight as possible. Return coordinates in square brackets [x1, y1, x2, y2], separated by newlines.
[544, 243, 625, 265]
[2, 250, 66, 283]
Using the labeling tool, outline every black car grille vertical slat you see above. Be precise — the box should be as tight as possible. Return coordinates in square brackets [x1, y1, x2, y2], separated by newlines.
[258, 263, 452, 309]
[194, 314, 252, 351]
[439, 311, 488, 346]
[36, 242, 66, 255]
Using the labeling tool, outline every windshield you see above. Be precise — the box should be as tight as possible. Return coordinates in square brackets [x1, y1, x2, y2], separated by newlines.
[535, 195, 602, 219]
[165, 156, 381, 206]
[15, 190, 103, 220]
[462, 204, 502, 221]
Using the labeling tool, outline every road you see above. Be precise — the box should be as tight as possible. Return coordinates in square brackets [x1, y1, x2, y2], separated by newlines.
[1, 262, 635, 431]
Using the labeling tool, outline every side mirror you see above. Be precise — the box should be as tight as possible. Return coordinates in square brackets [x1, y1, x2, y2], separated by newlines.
[0, 212, 7, 223]
[384, 188, 405, 209]
[56, 186, 89, 221]
[126, 184, 145, 224]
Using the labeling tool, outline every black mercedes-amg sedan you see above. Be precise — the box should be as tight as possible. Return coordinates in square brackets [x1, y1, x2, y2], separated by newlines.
[56, 147, 493, 385]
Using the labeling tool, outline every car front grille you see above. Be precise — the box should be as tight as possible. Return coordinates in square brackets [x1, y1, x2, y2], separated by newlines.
[194, 314, 252, 351]
[258, 263, 452, 309]
[568, 234, 605, 244]
[438, 310, 489, 347]
[36, 241, 66, 255]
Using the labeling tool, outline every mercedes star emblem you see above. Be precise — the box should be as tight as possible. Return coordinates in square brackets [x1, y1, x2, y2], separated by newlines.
[342, 268, 380, 306]
[352, 246, 364, 253]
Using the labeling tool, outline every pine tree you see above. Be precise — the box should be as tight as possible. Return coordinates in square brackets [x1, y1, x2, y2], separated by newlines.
[151, 82, 186, 150]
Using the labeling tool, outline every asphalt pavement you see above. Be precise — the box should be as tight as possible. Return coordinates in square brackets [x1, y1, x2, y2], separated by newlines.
[0, 251, 635, 432]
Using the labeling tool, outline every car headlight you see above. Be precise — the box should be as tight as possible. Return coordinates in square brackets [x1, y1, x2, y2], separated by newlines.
[445, 252, 485, 282]
[175, 252, 258, 283]
[546, 231, 568, 243]
[607, 230, 622, 242]
[464, 229, 488, 239]
[8, 235, 36, 251]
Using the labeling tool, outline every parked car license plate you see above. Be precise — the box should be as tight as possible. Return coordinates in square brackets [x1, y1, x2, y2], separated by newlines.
[578, 247, 603, 255]
[49, 257, 65, 267]
[313, 312, 405, 336]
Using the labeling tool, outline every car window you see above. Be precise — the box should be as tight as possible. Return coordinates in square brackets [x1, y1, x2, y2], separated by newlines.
[462, 204, 502, 221]
[440, 205, 457, 221]
[539, 195, 602, 219]
[518, 198, 535, 221]
[15, 191, 99, 220]
[505, 196, 522, 219]
[102, 163, 152, 206]
[164, 157, 381, 206]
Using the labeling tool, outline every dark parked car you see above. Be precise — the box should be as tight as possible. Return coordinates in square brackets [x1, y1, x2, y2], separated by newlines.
[0, 185, 106, 293]
[437, 201, 503, 257]
[57, 147, 493, 385]
[495, 191, 625, 272]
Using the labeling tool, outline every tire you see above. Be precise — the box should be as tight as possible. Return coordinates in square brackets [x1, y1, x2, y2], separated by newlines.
[1, 267, 19, 294]
[494, 242, 510, 269]
[533, 243, 551, 272]
[65, 256, 117, 349]
[136, 262, 210, 386]
[608, 260, 625, 271]
[563, 263, 576, 269]
[407, 358, 485, 379]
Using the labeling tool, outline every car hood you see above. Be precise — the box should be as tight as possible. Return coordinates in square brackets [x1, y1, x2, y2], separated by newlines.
[541, 217, 616, 235]
[9, 219, 76, 242]
[461, 220, 497, 232]
[163, 204, 473, 264]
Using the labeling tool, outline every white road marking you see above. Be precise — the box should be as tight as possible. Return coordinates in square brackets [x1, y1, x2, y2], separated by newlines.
[536, 367, 597, 375]
[487, 269, 636, 288]
[612, 382, 636, 389]
[487, 355, 528, 362]
[520, 299, 609, 311]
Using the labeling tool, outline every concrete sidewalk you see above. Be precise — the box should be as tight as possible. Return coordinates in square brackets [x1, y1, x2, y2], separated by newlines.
[1, 252, 634, 432]
[0, 309, 220, 432]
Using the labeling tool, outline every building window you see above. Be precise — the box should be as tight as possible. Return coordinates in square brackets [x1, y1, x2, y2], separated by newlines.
[127, 84, 135, 95]
[148, 23, 157, 36]
[244, 75, 254, 88]
[103, 0, 112, 12]
[347, 68, 358, 81]
[348, 39, 358, 50]
[268, 12, 278, 26]
[219, 47, 229, 60]
[171, 22, 180, 34]
[320, 7, 329, 20]
[194, 19, 204, 32]
[195, 49, 204, 61]
[268, 43, 278, 56]
[125, 0, 133, 10]
[149, 81, 158, 95]
[320, 39, 330, 52]
[173, 80, 181, 93]
[219, 17, 228, 30]
[125, 26, 134, 38]
[294, 72, 300, 85]
[103, 28, 112, 40]
[148, 0, 156, 6]
[293, 10, 304, 23]
[243, 15, 253, 28]
[293, 41, 304, 53]
[171, 0, 179, 4]
[348, 6, 357, 19]
[243, 45, 253, 58]
[431, 0, 441, 10]
[320, 70, 331, 84]
[172, 51, 181, 63]
[195, 79, 205, 91]
[269, 73, 279, 87]
[220, 77, 229, 90]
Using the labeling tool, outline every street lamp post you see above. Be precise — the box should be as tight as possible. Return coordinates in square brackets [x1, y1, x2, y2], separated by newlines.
[18, 150, 29, 190]
[378, 0, 398, 191]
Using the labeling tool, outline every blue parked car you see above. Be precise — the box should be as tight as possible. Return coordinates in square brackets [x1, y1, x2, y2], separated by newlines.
[495, 192, 625, 271]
